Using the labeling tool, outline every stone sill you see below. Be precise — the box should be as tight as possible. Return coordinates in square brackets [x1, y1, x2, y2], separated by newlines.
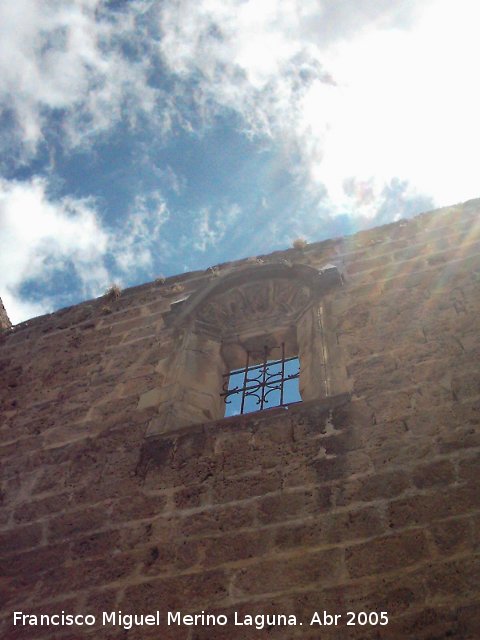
[145, 392, 351, 442]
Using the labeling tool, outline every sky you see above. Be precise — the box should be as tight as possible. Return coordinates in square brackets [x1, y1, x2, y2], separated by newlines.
[1, 0, 479, 324]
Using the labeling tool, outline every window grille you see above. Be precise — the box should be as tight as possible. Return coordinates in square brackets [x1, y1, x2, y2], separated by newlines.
[221, 343, 301, 416]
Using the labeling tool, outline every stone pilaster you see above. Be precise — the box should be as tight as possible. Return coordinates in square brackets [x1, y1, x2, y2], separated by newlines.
[142, 328, 224, 437]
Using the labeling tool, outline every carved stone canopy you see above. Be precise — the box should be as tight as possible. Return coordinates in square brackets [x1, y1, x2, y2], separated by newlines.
[196, 278, 311, 333]
[164, 262, 342, 335]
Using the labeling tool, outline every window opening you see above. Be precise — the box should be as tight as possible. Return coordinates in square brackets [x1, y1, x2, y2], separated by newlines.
[221, 343, 301, 416]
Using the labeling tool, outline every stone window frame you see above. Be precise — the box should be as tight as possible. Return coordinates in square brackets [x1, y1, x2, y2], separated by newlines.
[140, 261, 344, 437]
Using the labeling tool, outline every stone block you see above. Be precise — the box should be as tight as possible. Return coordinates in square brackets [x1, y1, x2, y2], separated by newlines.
[177, 503, 255, 538]
[257, 486, 332, 523]
[211, 472, 281, 504]
[0, 522, 43, 555]
[429, 517, 472, 554]
[233, 547, 344, 596]
[335, 469, 410, 506]
[274, 505, 384, 550]
[411, 459, 455, 489]
[122, 569, 229, 611]
[388, 484, 479, 529]
[138, 386, 170, 410]
[203, 529, 273, 566]
[48, 504, 110, 542]
[346, 529, 429, 578]
[425, 555, 480, 600]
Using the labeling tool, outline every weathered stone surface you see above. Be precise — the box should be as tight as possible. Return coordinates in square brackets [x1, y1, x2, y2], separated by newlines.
[0, 296, 11, 331]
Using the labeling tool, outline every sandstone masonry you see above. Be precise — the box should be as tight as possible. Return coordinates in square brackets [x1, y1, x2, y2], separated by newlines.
[0, 297, 11, 332]
[1, 200, 480, 639]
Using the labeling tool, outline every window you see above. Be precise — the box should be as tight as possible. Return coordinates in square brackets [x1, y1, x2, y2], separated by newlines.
[222, 344, 301, 416]
[142, 262, 343, 437]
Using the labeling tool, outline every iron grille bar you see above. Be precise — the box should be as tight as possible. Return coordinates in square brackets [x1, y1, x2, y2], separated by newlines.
[240, 349, 250, 415]
[260, 345, 268, 410]
[280, 342, 285, 407]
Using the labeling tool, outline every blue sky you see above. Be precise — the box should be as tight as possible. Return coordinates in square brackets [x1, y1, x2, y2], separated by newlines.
[1, 0, 479, 324]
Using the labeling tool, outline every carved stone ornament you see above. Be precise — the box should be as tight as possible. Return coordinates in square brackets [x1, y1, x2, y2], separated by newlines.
[196, 278, 311, 331]
[163, 262, 342, 331]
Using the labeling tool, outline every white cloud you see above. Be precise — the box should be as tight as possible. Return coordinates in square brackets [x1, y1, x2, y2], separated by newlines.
[0, 177, 171, 324]
[0, 177, 110, 323]
[191, 203, 241, 252]
[307, 0, 480, 215]
[5, 0, 476, 217]
[0, 0, 157, 157]
[156, 0, 417, 133]
[156, 0, 480, 215]
[111, 192, 170, 274]
[2, 0, 478, 217]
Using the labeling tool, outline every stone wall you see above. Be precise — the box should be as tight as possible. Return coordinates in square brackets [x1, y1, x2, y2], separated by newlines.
[0, 297, 11, 331]
[1, 200, 479, 639]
